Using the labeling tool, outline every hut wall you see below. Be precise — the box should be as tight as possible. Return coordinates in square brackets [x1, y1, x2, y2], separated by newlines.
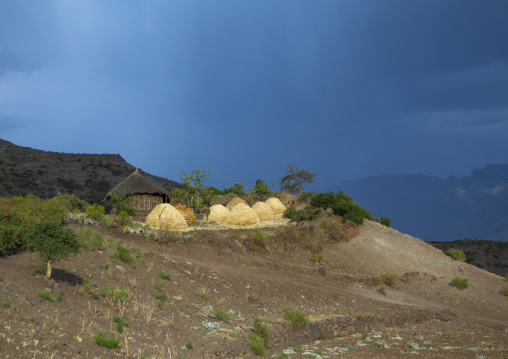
[131, 193, 165, 211]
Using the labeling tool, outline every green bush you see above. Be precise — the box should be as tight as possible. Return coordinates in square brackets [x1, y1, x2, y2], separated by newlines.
[382, 273, 400, 288]
[23, 221, 81, 279]
[94, 331, 120, 349]
[247, 229, 267, 248]
[282, 307, 308, 329]
[38, 289, 54, 301]
[0, 194, 75, 255]
[319, 220, 349, 242]
[223, 182, 246, 197]
[450, 277, 469, 290]
[85, 204, 105, 221]
[446, 248, 466, 262]
[252, 179, 272, 201]
[214, 309, 231, 322]
[249, 333, 266, 357]
[113, 315, 130, 333]
[101, 285, 130, 305]
[110, 188, 136, 217]
[252, 316, 271, 347]
[380, 216, 391, 227]
[112, 242, 135, 267]
[185, 341, 194, 350]
[504, 274, 508, 282]
[310, 192, 336, 209]
[501, 287, 508, 296]
[283, 206, 321, 223]
[158, 270, 171, 280]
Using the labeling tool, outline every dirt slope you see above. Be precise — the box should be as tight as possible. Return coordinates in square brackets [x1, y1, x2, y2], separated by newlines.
[1, 219, 507, 358]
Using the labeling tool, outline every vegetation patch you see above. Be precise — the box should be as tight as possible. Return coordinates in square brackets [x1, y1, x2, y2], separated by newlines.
[450, 277, 469, 290]
[446, 248, 467, 262]
[38, 289, 54, 301]
[158, 270, 171, 280]
[282, 307, 308, 329]
[113, 315, 130, 333]
[94, 331, 120, 349]
[214, 309, 231, 322]
[249, 332, 266, 357]
[111, 242, 136, 267]
[252, 316, 271, 347]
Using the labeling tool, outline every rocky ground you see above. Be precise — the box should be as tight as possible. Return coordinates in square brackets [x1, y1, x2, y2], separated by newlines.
[1, 216, 507, 358]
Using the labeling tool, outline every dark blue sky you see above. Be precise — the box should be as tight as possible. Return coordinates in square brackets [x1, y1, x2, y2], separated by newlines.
[1, 1, 508, 191]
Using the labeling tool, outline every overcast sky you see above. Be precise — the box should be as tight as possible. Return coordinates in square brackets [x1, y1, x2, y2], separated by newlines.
[1, 1, 508, 191]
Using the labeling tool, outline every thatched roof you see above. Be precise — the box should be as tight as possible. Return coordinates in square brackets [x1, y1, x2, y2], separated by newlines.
[106, 168, 171, 198]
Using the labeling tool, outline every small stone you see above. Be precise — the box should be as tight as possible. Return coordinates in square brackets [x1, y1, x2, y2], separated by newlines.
[224, 247, 233, 255]
[47, 279, 56, 287]
[318, 267, 327, 276]
[219, 249, 225, 255]
[53, 286, 63, 295]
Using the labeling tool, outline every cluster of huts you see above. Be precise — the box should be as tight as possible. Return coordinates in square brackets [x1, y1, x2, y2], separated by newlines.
[106, 169, 287, 231]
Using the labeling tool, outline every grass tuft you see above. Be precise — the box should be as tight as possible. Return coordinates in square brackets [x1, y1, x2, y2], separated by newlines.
[158, 270, 171, 280]
[249, 332, 266, 357]
[282, 307, 308, 329]
[450, 277, 469, 290]
[94, 331, 120, 349]
[38, 289, 54, 301]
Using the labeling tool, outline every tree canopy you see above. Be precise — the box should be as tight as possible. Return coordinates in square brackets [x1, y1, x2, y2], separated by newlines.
[279, 165, 316, 195]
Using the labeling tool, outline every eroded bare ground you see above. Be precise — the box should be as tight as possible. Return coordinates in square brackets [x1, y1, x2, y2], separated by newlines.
[1, 219, 508, 358]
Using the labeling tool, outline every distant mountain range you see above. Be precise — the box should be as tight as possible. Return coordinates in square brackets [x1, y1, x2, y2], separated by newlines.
[0, 138, 182, 203]
[329, 164, 508, 242]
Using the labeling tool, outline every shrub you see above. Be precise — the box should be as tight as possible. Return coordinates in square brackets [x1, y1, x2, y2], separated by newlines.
[83, 276, 100, 299]
[185, 341, 194, 350]
[113, 315, 130, 333]
[501, 287, 508, 296]
[380, 216, 391, 227]
[112, 242, 136, 267]
[252, 179, 272, 201]
[311, 253, 323, 264]
[101, 285, 130, 305]
[252, 316, 270, 347]
[38, 289, 54, 301]
[23, 221, 81, 279]
[446, 248, 466, 262]
[214, 309, 231, 322]
[282, 307, 308, 329]
[56, 293, 64, 301]
[223, 183, 245, 197]
[382, 273, 400, 288]
[377, 285, 387, 295]
[310, 192, 336, 209]
[249, 333, 266, 357]
[283, 206, 321, 223]
[247, 229, 267, 248]
[158, 270, 171, 280]
[342, 208, 365, 225]
[450, 277, 469, 290]
[319, 220, 349, 242]
[85, 204, 105, 222]
[110, 188, 136, 217]
[94, 331, 120, 349]
[504, 274, 508, 282]
[1, 298, 11, 308]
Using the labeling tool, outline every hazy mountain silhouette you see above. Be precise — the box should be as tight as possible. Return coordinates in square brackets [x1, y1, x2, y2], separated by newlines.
[329, 164, 508, 241]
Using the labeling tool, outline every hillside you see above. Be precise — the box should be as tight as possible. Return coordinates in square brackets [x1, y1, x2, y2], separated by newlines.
[0, 138, 182, 203]
[1, 214, 507, 358]
[330, 164, 508, 242]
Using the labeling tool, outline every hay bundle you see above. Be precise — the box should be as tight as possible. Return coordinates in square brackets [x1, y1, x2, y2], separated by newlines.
[252, 201, 274, 220]
[208, 204, 230, 222]
[146, 204, 188, 231]
[265, 197, 286, 215]
[226, 197, 248, 211]
[174, 204, 196, 225]
[225, 203, 259, 226]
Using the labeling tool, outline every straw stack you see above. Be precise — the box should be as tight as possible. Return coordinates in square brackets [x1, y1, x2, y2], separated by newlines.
[146, 203, 188, 231]
[252, 201, 274, 220]
[208, 204, 230, 222]
[225, 203, 260, 225]
[175, 204, 196, 225]
[265, 197, 287, 215]
[226, 197, 249, 211]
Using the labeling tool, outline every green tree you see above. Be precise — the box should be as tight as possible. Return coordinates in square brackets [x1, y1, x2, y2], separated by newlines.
[279, 165, 316, 195]
[223, 182, 245, 197]
[180, 169, 211, 211]
[24, 221, 81, 279]
[110, 188, 136, 217]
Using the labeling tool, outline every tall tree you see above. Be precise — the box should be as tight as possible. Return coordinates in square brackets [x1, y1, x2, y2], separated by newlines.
[279, 165, 316, 195]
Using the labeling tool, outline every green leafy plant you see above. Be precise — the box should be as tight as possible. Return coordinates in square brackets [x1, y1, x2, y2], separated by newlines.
[158, 270, 171, 281]
[154, 281, 163, 291]
[52, 341, 60, 350]
[283, 206, 321, 224]
[110, 188, 136, 217]
[249, 332, 266, 357]
[101, 285, 130, 305]
[38, 289, 54, 301]
[500, 287, 508, 296]
[85, 204, 105, 222]
[94, 331, 120, 349]
[252, 179, 272, 201]
[180, 169, 211, 211]
[450, 277, 469, 290]
[380, 216, 391, 227]
[113, 315, 130, 333]
[361, 333, 369, 340]
[0, 298, 11, 308]
[282, 307, 308, 329]
[112, 242, 136, 267]
[446, 248, 466, 262]
[223, 182, 245, 197]
[83, 276, 100, 299]
[377, 285, 387, 295]
[23, 221, 81, 279]
[56, 293, 64, 301]
[214, 309, 231, 322]
[253, 316, 271, 347]
[382, 272, 400, 288]
[504, 274, 508, 282]
[99, 263, 110, 270]
[185, 341, 194, 350]
[273, 352, 289, 359]
[311, 253, 323, 264]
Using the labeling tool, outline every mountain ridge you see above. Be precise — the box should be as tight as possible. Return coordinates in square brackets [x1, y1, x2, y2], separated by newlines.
[329, 164, 508, 241]
[0, 138, 182, 203]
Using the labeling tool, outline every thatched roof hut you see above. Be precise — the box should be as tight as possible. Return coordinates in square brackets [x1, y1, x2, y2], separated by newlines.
[106, 168, 171, 211]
